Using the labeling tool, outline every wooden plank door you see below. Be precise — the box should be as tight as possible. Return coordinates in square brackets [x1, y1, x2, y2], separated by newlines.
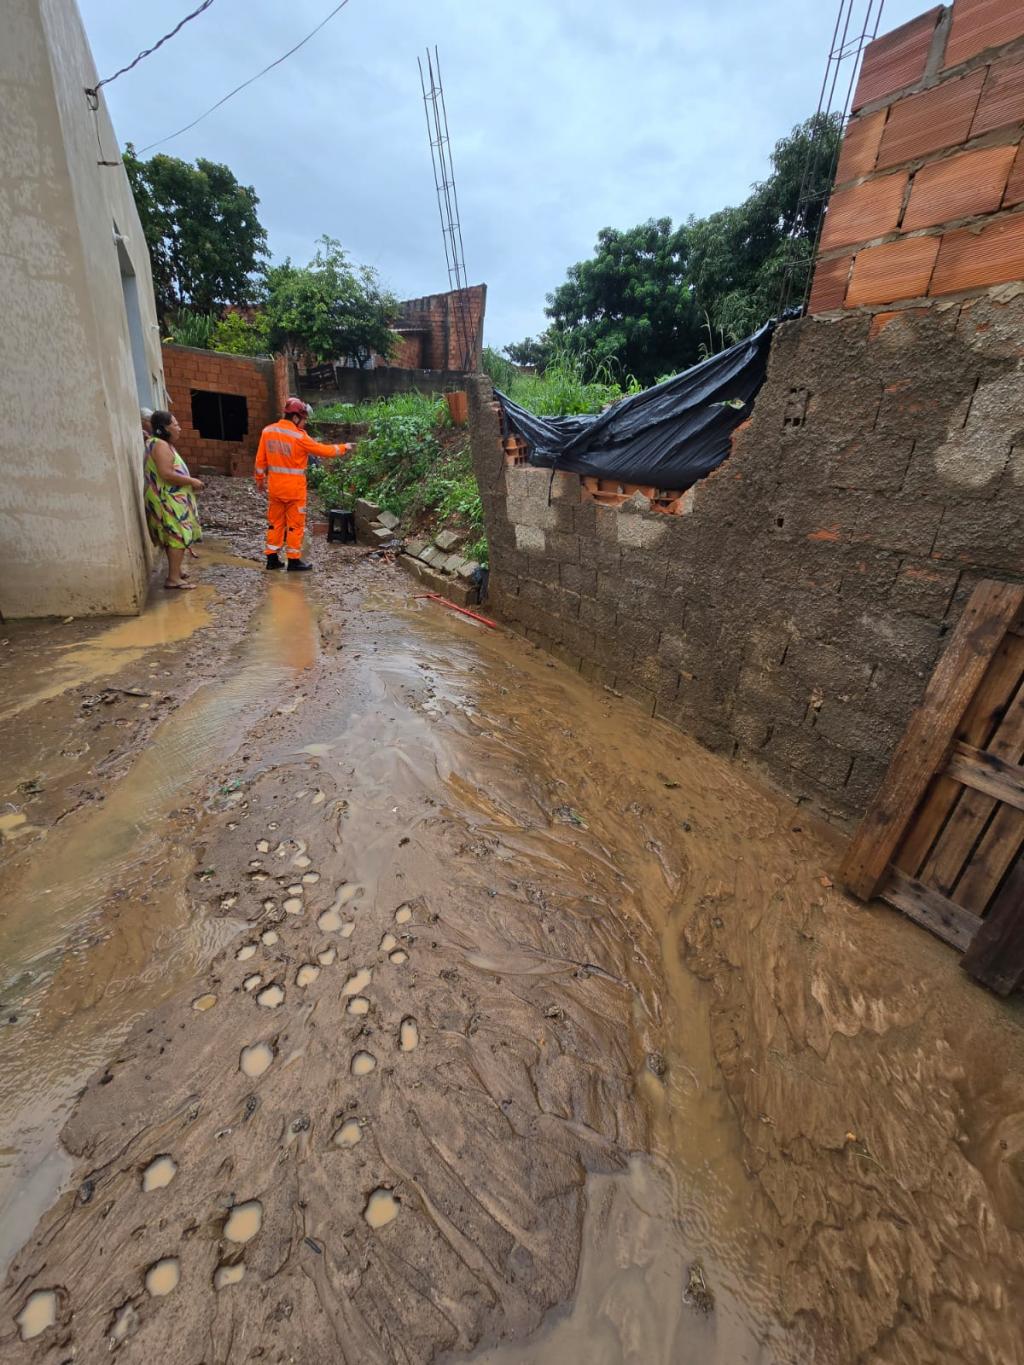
[840, 580, 1024, 995]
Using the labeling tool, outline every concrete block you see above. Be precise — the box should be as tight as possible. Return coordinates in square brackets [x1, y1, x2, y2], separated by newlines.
[377, 510, 400, 531]
[458, 560, 481, 580]
[355, 498, 381, 521]
[442, 554, 464, 574]
[561, 563, 597, 597]
[405, 538, 427, 559]
[396, 554, 476, 607]
[515, 524, 546, 553]
[763, 722, 854, 789]
[371, 526, 394, 543]
[435, 529, 464, 551]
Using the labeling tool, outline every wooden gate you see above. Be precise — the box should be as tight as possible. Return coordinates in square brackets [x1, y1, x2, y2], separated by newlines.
[841, 579, 1024, 995]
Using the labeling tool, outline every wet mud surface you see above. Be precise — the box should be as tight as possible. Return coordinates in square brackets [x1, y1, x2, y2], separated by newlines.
[2, 477, 1024, 1363]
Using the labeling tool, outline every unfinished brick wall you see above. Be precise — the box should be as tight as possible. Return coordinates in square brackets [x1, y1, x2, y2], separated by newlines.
[392, 285, 486, 371]
[162, 345, 279, 477]
[469, 290, 1024, 827]
[811, 0, 1024, 312]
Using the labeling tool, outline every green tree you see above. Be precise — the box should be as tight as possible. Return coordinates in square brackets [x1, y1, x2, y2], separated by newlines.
[210, 311, 271, 356]
[263, 237, 400, 367]
[545, 217, 700, 386]
[503, 333, 553, 371]
[541, 114, 842, 383]
[686, 113, 842, 344]
[123, 145, 268, 319]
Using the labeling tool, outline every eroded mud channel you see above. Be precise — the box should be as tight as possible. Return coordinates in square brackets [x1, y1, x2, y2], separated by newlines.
[2, 494, 1024, 1364]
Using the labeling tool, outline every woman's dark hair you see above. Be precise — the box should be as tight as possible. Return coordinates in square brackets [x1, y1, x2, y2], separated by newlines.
[151, 410, 174, 441]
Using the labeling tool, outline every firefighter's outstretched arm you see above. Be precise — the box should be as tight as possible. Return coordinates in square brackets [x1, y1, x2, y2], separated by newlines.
[298, 431, 353, 461]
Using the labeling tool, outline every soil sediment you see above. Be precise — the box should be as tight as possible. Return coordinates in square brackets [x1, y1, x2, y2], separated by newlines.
[1, 477, 1023, 1363]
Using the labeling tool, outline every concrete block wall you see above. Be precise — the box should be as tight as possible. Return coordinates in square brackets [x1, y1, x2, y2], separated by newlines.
[468, 290, 1024, 827]
[811, 0, 1024, 312]
[162, 345, 279, 477]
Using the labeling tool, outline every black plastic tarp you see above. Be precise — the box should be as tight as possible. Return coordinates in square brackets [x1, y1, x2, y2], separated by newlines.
[496, 318, 776, 491]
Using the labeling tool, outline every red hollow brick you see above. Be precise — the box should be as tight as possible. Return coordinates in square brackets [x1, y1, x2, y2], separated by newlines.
[853, 8, 943, 110]
[1005, 144, 1024, 206]
[808, 254, 855, 312]
[820, 171, 908, 249]
[876, 69, 987, 169]
[835, 109, 890, 184]
[845, 234, 941, 306]
[902, 142, 1017, 229]
[970, 53, 1024, 138]
[930, 212, 1024, 293]
[945, 0, 1024, 69]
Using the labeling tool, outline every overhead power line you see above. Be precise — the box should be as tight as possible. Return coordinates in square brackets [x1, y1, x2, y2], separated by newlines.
[138, 0, 352, 154]
[86, 0, 216, 98]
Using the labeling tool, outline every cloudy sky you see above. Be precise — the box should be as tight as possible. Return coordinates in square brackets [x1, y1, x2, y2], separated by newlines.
[79, 0, 929, 350]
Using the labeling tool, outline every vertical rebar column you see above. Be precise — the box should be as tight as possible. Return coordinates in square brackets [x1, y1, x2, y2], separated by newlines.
[418, 47, 475, 370]
[777, 0, 887, 316]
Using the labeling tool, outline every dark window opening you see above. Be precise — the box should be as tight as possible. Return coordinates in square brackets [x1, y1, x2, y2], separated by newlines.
[191, 389, 248, 441]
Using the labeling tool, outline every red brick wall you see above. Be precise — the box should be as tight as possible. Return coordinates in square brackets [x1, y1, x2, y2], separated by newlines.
[390, 285, 486, 370]
[810, 0, 1024, 313]
[162, 345, 278, 477]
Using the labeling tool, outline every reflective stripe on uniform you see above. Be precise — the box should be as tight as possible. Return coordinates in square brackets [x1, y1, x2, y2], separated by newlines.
[267, 465, 305, 475]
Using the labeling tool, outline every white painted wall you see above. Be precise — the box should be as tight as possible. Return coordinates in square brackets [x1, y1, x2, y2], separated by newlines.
[0, 0, 164, 619]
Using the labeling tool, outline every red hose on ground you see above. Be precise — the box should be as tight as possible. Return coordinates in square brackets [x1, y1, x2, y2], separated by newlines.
[414, 593, 498, 629]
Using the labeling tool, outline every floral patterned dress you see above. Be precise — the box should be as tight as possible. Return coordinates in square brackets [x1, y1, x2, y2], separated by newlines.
[143, 437, 202, 550]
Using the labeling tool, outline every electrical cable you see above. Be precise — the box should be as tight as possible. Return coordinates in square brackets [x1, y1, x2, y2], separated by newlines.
[86, 0, 215, 97]
[138, 0, 352, 154]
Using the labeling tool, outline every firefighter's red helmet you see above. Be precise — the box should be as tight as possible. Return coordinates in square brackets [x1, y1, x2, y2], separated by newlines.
[284, 397, 307, 416]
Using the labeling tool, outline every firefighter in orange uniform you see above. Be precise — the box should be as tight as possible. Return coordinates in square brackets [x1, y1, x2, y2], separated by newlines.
[255, 398, 353, 571]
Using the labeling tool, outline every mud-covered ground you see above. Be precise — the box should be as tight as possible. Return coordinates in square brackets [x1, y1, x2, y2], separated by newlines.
[2, 477, 1024, 1365]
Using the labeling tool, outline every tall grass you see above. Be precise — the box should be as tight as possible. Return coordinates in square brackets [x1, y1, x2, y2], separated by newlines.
[308, 391, 448, 427]
[481, 343, 637, 416]
[165, 310, 217, 349]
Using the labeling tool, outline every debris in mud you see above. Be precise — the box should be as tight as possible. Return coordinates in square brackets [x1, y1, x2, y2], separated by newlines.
[554, 805, 587, 828]
[684, 1259, 715, 1314]
[646, 1050, 667, 1077]
[543, 1005, 565, 1021]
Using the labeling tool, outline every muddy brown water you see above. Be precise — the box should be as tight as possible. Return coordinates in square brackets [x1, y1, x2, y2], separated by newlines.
[1, 515, 1024, 1363]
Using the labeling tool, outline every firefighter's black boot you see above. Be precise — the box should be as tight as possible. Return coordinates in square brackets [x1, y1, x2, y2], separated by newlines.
[287, 558, 313, 572]
[266, 553, 284, 570]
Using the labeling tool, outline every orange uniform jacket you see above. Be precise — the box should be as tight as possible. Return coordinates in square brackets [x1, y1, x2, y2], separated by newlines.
[254, 422, 348, 499]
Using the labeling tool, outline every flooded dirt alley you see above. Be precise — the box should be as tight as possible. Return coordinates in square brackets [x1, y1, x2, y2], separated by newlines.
[2, 478, 1024, 1365]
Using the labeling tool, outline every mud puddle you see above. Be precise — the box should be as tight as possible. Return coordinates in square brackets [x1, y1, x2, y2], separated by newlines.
[0, 576, 318, 1268]
[3, 521, 1024, 1364]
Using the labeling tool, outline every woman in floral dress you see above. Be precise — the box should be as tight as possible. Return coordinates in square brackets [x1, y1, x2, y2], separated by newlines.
[143, 411, 204, 589]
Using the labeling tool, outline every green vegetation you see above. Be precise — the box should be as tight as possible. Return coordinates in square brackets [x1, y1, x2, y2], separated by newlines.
[164, 310, 218, 349]
[307, 394, 487, 566]
[481, 343, 637, 416]
[211, 311, 271, 356]
[124, 145, 268, 320]
[507, 114, 842, 385]
[264, 236, 399, 368]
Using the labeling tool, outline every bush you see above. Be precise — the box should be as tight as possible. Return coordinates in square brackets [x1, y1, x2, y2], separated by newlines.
[211, 311, 270, 355]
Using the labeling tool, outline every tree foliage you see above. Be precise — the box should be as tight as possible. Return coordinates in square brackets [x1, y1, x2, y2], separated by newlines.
[263, 237, 400, 367]
[123, 145, 268, 319]
[520, 115, 841, 385]
[210, 311, 271, 356]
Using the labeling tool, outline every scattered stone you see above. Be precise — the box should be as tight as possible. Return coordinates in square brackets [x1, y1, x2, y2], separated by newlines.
[370, 527, 393, 544]
[457, 560, 481, 580]
[443, 554, 465, 575]
[377, 510, 400, 531]
[406, 539, 427, 559]
[435, 529, 464, 552]
[646, 1050, 667, 1077]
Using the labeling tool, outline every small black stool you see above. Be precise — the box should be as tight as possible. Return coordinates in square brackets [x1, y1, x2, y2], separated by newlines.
[327, 508, 356, 543]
